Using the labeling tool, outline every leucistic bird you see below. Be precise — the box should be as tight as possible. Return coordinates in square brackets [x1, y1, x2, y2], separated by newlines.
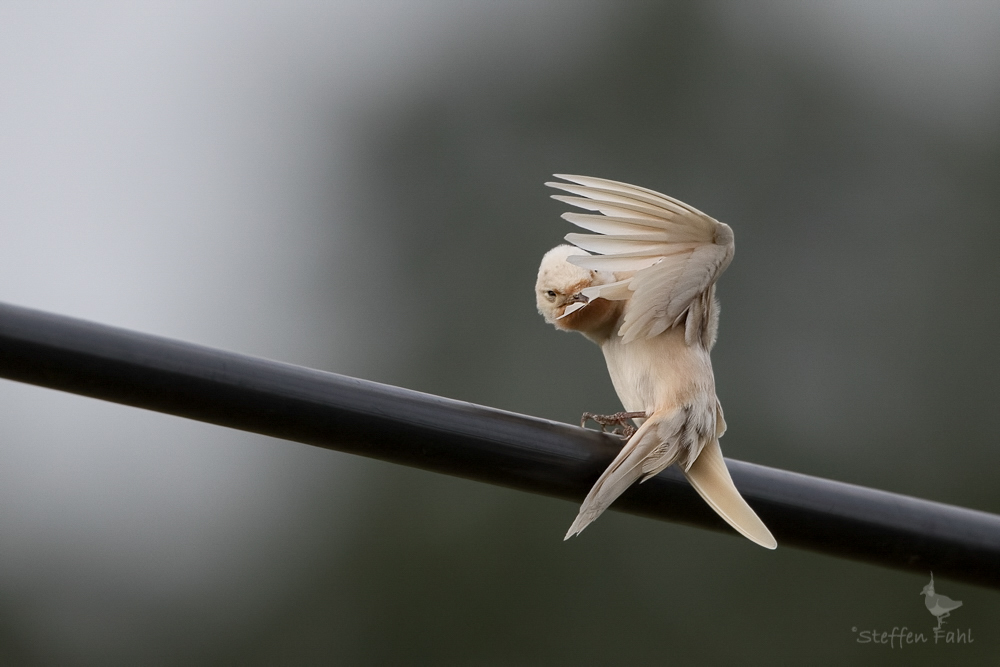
[535, 174, 776, 549]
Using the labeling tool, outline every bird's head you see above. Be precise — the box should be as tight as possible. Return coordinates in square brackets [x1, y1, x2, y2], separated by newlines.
[921, 573, 936, 596]
[536, 245, 618, 338]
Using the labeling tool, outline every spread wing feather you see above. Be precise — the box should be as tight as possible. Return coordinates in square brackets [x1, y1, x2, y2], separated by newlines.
[548, 175, 734, 344]
[551, 195, 669, 223]
[558, 214, 662, 236]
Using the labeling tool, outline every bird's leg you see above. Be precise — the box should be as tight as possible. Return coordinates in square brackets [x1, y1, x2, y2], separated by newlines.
[580, 411, 647, 439]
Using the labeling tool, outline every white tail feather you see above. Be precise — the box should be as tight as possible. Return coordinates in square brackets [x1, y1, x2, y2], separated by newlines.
[683, 439, 777, 549]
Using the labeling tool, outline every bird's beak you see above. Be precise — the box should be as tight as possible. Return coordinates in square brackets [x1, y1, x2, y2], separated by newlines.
[557, 292, 589, 320]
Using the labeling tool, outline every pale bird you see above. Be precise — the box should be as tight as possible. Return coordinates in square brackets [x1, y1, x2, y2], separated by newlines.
[535, 174, 776, 549]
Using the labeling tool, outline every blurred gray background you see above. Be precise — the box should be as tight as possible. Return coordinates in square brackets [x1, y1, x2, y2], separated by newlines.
[1, 1, 999, 664]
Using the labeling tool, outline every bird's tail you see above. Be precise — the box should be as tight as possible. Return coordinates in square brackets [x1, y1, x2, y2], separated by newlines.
[683, 439, 776, 549]
[565, 415, 667, 540]
[563, 410, 688, 540]
[565, 409, 777, 549]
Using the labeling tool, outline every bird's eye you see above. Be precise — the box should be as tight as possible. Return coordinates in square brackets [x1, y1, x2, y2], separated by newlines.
[545, 290, 557, 300]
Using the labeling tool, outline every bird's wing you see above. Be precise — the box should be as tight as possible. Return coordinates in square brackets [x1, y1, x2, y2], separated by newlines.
[547, 175, 734, 345]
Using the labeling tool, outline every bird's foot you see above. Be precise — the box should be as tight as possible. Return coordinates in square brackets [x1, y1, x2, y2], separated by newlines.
[580, 411, 647, 439]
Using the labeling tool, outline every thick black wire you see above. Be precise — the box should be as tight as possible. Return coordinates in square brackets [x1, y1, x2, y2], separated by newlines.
[1, 301, 998, 587]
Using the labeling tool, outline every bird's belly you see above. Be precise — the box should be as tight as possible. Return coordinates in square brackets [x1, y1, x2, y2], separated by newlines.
[601, 327, 716, 414]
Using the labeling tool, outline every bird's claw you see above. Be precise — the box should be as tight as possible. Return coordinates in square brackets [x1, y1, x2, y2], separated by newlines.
[580, 411, 647, 439]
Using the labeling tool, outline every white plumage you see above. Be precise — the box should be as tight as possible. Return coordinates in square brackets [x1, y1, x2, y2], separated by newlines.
[535, 175, 776, 549]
